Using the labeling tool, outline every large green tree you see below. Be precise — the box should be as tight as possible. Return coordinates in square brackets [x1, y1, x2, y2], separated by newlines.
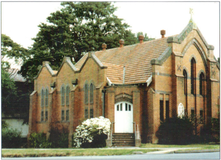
[1, 34, 30, 65]
[1, 34, 32, 123]
[1, 33, 30, 106]
[20, 2, 140, 81]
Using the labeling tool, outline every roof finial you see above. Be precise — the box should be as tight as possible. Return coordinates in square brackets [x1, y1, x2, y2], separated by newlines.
[189, 8, 194, 22]
[189, 8, 197, 29]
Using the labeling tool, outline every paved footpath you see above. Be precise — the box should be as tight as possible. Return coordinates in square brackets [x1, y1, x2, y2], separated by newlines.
[107, 147, 220, 154]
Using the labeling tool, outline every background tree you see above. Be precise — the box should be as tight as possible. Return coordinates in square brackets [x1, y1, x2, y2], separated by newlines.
[1, 34, 32, 123]
[2, 34, 30, 63]
[20, 2, 143, 81]
[1, 33, 29, 109]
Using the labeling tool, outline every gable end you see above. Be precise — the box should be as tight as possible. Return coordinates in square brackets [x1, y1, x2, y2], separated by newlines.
[167, 22, 214, 51]
[34, 61, 55, 79]
[56, 57, 77, 75]
[76, 52, 107, 73]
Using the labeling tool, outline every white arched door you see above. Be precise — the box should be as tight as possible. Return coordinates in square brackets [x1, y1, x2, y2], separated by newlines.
[115, 102, 133, 133]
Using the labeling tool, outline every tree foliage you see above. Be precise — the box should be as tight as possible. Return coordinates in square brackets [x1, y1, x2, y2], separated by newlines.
[1, 66, 17, 107]
[1, 34, 32, 123]
[1, 34, 30, 65]
[20, 2, 143, 81]
[1, 34, 22, 109]
[2, 121, 22, 148]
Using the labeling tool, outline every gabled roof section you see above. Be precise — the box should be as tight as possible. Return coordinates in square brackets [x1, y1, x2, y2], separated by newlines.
[34, 61, 56, 79]
[75, 38, 169, 84]
[167, 20, 214, 50]
[74, 52, 107, 72]
[56, 57, 78, 75]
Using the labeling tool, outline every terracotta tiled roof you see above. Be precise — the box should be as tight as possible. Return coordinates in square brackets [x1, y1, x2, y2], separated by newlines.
[75, 37, 169, 84]
[102, 62, 124, 84]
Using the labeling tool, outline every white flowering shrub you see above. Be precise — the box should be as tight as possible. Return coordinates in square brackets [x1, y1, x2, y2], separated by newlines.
[72, 116, 111, 148]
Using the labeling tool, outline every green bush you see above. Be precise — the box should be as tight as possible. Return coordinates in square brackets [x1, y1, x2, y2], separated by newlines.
[2, 127, 22, 148]
[200, 118, 220, 143]
[28, 132, 51, 148]
[2, 120, 8, 129]
[156, 117, 194, 144]
[80, 133, 107, 148]
[49, 126, 69, 148]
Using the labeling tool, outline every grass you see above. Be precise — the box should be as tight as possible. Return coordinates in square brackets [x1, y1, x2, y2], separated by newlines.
[141, 143, 220, 150]
[2, 144, 220, 157]
[2, 148, 158, 157]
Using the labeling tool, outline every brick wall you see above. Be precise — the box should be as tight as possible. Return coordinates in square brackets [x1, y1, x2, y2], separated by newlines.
[29, 29, 219, 146]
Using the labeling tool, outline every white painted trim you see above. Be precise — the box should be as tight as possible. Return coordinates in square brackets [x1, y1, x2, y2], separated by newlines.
[146, 75, 152, 87]
[107, 77, 112, 86]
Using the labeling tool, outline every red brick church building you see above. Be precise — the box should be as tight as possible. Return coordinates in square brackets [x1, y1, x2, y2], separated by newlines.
[28, 19, 219, 146]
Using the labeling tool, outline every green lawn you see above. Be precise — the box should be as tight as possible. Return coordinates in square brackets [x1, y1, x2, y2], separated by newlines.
[2, 144, 220, 157]
[141, 143, 220, 150]
[2, 148, 158, 157]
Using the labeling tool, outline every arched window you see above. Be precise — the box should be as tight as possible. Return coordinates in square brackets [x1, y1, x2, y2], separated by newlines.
[199, 73, 204, 95]
[90, 83, 94, 104]
[61, 86, 65, 106]
[191, 58, 196, 94]
[66, 86, 70, 106]
[45, 89, 49, 107]
[85, 83, 88, 104]
[183, 70, 187, 95]
[41, 89, 44, 107]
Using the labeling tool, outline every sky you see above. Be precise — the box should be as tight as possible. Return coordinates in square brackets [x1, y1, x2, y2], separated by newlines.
[1, 1, 220, 68]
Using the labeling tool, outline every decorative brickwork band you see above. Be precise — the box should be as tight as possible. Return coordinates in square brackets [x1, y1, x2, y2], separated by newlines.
[115, 93, 132, 103]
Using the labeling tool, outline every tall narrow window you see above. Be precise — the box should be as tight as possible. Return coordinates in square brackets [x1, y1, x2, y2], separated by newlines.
[200, 109, 203, 123]
[90, 108, 93, 118]
[61, 86, 65, 106]
[61, 110, 65, 121]
[41, 89, 44, 107]
[45, 89, 49, 107]
[183, 70, 187, 95]
[41, 89, 45, 122]
[199, 73, 204, 95]
[66, 110, 69, 121]
[125, 103, 128, 111]
[166, 101, 169, 120]
[45, 110, 48, 121]
[191, 108, 195, 121]
[191, 58, 196, 94]
[85, 83, 88, 104]
[160, 100, 164, 121]
[90, 83, 94, 104]
[66, 86, 70, 106]
[85, 108, 88, 118]
[41, 111, 44, 121]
